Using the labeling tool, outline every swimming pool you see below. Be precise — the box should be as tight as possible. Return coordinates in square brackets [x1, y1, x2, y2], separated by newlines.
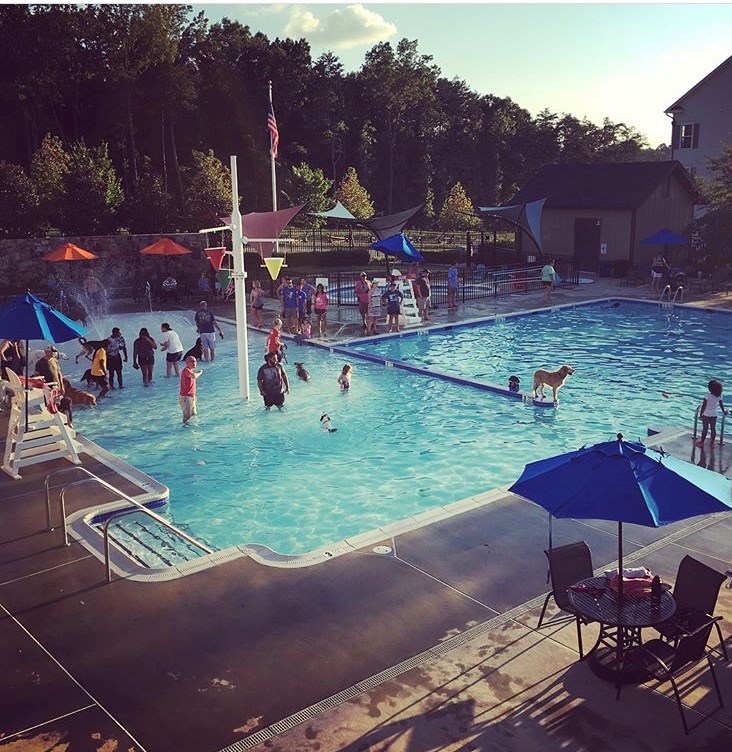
[67, 301, 731, 557]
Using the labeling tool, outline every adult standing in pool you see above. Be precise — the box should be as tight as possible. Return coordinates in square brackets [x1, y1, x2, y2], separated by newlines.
[106, 327, 128, 389]
[541, 258, 556, 303]
[194, 300, 224, 362]
[160, 322, 184, 377]
[257, 351, 289, 410]
[132, 328, 157, 387]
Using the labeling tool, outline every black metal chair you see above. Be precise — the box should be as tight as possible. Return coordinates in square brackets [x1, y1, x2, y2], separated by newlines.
[625, 616, 724, 734]
[538, 541, 594, 659]
[652, 555, 728, 662]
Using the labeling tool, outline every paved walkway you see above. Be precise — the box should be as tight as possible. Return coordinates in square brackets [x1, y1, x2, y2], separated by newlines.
[1, 276, 731, 751]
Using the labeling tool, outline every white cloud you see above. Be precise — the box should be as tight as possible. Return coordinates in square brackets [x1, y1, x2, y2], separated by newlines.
[285, 4, 397, 50]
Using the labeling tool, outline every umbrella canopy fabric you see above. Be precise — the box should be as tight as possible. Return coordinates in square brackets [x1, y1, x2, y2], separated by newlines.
[241, 204, 306, 258]
[359, 204, 424, 241]
[308, 201, 358, 222]
[0, 292, 87, 343]
[478, 198, 545, 253]
[43, 243, 97, 261]
[370, 233, 425, 263]
[640, 228, 689, 245]
[139, 238, 192, 256]
[509, 437, 732, 598]
[509, 438, 732, 527]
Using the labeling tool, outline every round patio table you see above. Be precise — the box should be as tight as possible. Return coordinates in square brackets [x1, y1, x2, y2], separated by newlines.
[568, 575, 676, 689]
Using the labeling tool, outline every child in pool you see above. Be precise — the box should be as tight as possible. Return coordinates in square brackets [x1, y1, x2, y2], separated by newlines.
[338, 363, 352, 390]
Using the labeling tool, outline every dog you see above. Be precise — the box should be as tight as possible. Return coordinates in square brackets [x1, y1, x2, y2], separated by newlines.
[184, 338, 203, 361]
[80, 368, 97, 389]
[75, 337, 107, 363]
[532, 364, 575, 403]
[62, 377, 97, 407]
[294, 362, 310, 381]
[320, 413, 337, 433]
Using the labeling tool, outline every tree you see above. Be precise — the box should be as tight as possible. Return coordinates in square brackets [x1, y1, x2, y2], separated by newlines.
[184, 149, 232, 224]
[437, 183, 481, 230]
[693, 143, 732, 265]
[121, 158, 177, 233]
[30, 133, 69, 231]
[335, 166, 374, 219]
[60, 141, 124, 234]
[282, 163, 332, 226]
[0, 162, 39, 237]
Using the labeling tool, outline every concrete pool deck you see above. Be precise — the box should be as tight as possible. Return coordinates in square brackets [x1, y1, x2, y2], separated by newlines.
[1, 276, 731, 751]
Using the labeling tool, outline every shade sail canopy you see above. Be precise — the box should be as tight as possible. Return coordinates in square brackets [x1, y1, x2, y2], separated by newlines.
[359, 204, 424, 241]
[139, 238, 192, 256]
[370, 233, 424, 263]
[242, 204, 306, 257]
[478, 198, 545, 252]
[0, 292, 87, 342]
[308, 201, 358, 222]
[640, 228, 689, 245]
[43, 243, 97, 261]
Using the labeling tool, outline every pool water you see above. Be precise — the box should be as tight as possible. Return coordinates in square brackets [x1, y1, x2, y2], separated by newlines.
[67, 302, 731, 556]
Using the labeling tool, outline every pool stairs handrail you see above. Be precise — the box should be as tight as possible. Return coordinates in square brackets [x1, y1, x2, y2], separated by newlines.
[692, 406, 726, 446]
[44, 465, 213, 581]
[658, 284, 684, 306]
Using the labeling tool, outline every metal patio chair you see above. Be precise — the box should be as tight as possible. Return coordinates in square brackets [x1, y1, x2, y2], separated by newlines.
[624, 616, 724, 734]
[538, 541, 594, 659]
[652, 555, 729, 662]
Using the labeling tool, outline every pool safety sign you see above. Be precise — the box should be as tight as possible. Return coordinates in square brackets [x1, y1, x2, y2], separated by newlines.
[263, 257, 285, 279]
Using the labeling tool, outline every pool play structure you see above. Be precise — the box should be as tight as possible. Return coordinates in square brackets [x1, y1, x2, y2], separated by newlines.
[53, 298, 732, 574]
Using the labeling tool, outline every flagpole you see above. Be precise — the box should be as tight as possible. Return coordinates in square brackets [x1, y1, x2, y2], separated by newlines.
[229, 155, 251, 400]
[268, 81, 280, 258]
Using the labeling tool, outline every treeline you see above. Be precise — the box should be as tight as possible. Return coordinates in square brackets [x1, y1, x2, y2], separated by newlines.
[0, 4, 669, 238]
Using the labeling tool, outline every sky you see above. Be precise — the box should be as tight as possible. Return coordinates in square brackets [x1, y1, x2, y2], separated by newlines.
[190, 1, 732, 147]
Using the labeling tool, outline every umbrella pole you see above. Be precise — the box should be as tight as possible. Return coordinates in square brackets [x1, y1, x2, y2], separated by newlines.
[25, 339, 29, 428]
[618, 521, 624, 601]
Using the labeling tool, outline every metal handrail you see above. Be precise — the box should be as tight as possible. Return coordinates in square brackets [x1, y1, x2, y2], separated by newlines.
[658, 285, 672, 305]
[671, 286, 684, 304]
[43, 466, 212, 580]
[692, 406, 726, 446]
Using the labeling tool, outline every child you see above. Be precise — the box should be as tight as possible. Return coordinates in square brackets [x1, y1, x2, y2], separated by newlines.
[381, 280, 404, 333]
[266, 318, 285, 362]
[508, 375, 520, 392]
[696, 379, 727, 447]
[338, 363, 352, 390]
[300, 317, 312, 339]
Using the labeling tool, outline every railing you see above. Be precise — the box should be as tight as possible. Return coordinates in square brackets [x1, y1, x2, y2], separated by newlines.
[658, 285, 684, 306]
[44, 466, 212, 581]
[692, 406, 726, 446]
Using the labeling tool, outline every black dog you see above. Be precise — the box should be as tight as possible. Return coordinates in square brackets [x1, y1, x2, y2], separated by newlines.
[75, 337, 107, 363]
[184, 338, 203, 361]
[294, 362, 310, 381]
[80, 368, 97, 389]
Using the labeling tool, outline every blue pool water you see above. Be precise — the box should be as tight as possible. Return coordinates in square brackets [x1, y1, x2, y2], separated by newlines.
[66, 302, 731, 556]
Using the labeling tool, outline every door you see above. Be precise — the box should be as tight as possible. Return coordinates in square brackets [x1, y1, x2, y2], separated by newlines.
[574, 218, 601, 272]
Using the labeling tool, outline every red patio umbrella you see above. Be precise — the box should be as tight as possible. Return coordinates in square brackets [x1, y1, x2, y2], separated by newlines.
[139, 238, 192, 256]
[43, 243, 97, 261]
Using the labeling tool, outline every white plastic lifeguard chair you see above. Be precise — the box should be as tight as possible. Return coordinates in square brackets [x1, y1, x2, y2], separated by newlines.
[2, 370, 83, 480]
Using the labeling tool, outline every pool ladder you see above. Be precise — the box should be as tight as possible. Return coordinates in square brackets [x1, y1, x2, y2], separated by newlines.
[692, 407, 726, 446]
[658, 284, 683, 306]
[44, 466, 212, 582]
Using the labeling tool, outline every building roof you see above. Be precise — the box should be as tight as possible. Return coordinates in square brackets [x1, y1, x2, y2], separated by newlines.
[665, 54, 732, 112]
[508, 161, 695, 210]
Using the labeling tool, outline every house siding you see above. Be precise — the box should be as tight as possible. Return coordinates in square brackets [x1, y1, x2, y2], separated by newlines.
[668, 58, 732, 180]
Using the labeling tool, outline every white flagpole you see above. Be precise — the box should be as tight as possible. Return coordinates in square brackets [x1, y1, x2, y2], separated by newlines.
[269, 81, 280, 258]
[229, 155, 250, 400]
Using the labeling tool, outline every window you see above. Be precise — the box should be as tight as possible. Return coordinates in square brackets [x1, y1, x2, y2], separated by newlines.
[678, 123, 700, 149]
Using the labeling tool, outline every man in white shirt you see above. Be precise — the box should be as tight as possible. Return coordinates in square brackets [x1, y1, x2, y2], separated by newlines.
[160, 323, 184, 377]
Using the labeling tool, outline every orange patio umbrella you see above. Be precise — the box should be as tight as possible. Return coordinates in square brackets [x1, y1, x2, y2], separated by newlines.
[139, 238, 192, 256]
[43, 242, 97, 261]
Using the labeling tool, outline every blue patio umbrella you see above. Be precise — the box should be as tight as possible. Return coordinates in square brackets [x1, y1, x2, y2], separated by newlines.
[0, 292, 87, 424]
[370, 232, 424, 275]
[640, 228, 689, 246]
[509, 434, 732, 598]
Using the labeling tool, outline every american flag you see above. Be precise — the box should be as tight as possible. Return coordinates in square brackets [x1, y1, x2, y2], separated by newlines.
[267, 103, 279, 159]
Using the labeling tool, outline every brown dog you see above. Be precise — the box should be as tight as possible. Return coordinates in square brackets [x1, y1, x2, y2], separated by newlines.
[532, 365, 575, 403]
[62, 377, 97, 407]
